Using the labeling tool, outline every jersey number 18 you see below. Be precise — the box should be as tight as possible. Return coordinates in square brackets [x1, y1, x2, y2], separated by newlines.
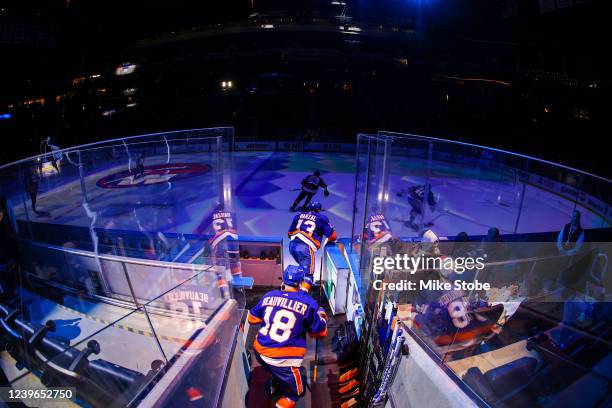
[259, 306, 296, 342]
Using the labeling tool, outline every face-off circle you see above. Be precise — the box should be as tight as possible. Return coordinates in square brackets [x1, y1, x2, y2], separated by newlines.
[96, 163, 211, 189]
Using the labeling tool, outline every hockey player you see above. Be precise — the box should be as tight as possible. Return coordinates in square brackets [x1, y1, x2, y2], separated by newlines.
[24, 166, 40, 214]
[364, 207, 394, 249]
[414, 289, 504, 351]
[209, 203, 242, 278]
[287, 201, 336, 291]
[397, 184, 437, 230]
[133, 154, 146, 180]
[247, 265, 328, 408]
[290, 169, 329, 211]
[203, 203, 241, 302]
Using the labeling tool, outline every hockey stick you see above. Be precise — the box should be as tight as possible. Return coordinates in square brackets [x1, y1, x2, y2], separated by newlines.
[371, 329, 405, 406]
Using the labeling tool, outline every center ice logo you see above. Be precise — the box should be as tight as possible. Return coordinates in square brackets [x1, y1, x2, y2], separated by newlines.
[96, 163, 211, 189]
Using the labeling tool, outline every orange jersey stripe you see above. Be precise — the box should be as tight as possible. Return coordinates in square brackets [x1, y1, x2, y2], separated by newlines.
[309, 250, 315, 275]
[288, 230, 321, 248]
[372, 231, 387, 240]
[254, 338, 306, 358]
[247, 313, 262, 324]
[291, 367, 303, 395]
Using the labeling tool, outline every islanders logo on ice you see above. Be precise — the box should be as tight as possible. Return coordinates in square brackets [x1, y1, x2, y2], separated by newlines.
[96, 163, 211, 189]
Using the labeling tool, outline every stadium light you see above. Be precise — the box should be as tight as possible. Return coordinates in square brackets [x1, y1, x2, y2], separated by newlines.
[115, 63, 137, 76]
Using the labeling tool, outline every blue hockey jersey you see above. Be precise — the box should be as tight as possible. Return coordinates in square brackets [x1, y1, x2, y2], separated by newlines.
[414, 291, 502, 347]
[209, 210, 238, 247]
[364, 213, 393, 245]
[248, 289, 327, 366]
[288, 211, 336, 250]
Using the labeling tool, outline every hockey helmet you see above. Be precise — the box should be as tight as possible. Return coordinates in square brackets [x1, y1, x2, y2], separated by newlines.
[422, 229, 439, 243]
[283, 265, 305, 287]
[308, 201, 322, 212]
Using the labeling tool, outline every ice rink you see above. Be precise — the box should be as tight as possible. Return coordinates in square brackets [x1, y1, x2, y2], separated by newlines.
[12, 150, 609, 242]
[3, 148, 610, 407]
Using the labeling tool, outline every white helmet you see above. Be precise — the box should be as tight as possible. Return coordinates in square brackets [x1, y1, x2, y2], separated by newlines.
[422, 229, 439, 243]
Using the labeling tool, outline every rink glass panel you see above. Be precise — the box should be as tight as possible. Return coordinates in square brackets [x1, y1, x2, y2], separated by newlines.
[0, 256, 231, 407]
[0, 128, 240, 407]
[352, 132, 611, 407]
[402, 242, 612, 408]
[352, 134, 398, 297]
[376, 131, 611, 236]
[6, 128, 234, 289]
[350, 133, 374, 253]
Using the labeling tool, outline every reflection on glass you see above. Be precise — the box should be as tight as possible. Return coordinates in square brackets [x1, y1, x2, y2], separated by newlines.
[0, 128, 239, 407]
[354, 132, 611, 408]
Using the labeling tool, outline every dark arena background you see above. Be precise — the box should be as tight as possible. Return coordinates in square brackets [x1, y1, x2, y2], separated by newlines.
[0, 1, 610, 408]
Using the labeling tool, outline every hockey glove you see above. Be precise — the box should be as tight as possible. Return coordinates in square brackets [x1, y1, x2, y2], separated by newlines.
[318, 307, 328, 322]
